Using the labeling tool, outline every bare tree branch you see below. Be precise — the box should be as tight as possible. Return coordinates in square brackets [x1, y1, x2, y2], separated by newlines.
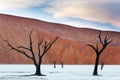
[96, 44, 99, 52]
[38, 39, 43, 57]
[3, 40, 33, 59]
[41, 36, 59, 57]
[103, 34, 113, 45]
[17, 46, 30, 51]
[28, 30, 38, 67]
[88, 31, 113, 55]
[38, 39, 43, 66]
[107, 39, 113, 44]
[98, 31, 103, 45]
[29, 30, 33, 50]
[46, 37, 59, 52]
[87, 44, 97, 52]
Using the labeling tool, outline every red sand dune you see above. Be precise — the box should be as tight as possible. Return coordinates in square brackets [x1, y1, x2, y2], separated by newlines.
[0, 14, 120, 64]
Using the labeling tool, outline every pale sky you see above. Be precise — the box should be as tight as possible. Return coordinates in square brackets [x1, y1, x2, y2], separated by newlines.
[0, 0, 120, 32]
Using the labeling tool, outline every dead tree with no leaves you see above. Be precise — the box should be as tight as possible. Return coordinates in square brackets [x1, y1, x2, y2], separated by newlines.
[4, 30, 59, 76]
[87, 31, 112, 76]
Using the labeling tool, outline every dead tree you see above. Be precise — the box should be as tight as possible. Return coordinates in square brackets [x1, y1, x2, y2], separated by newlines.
[4, 30, 59, 76]
[60, 61, 64, 68]
[100, 61, 104, 70]
[53, 61, 56, 68]
[87, 31, 112, 76]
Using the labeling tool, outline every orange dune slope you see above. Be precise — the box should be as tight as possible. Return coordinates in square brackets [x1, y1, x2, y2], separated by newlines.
[0, 14, 120, 64]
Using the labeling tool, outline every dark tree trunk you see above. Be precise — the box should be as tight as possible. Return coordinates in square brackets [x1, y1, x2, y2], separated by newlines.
[93, 54, 100, 75]
[35, 58, 42, 76]
[53, 61, 56, 68]
[35, 65, 41, 75]
[60, 62, 64, 68]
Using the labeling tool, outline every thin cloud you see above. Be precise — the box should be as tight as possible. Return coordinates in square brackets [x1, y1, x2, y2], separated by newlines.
[0, 0, 46, 10]
[1, 0, 120, 31]
[44, 0, 120, 27]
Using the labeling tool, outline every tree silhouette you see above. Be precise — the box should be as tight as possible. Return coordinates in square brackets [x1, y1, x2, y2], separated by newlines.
[4, 30, 59, 76]
[87, 31, 112, 76]
[53, 61, 56, 68]
[60, 61, 64, 68]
